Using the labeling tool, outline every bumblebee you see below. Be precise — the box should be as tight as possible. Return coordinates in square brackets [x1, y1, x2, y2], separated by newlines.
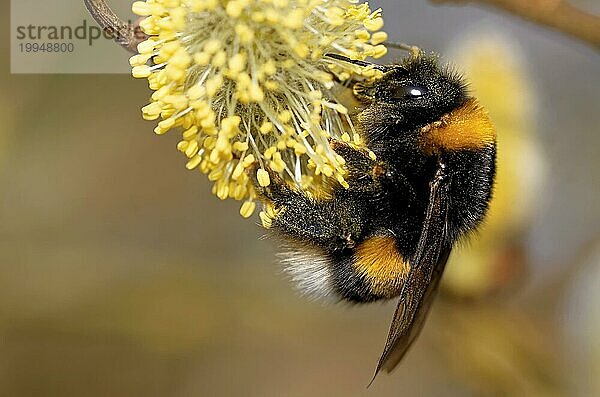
[250, 53, 496, 376]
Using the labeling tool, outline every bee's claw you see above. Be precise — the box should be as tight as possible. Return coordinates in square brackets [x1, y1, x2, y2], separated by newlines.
[329, 138, 378, 179]
[247, 163, 292, 203]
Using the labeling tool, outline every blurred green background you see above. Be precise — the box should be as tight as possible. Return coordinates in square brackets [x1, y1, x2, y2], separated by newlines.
[2, 1, 599, 396]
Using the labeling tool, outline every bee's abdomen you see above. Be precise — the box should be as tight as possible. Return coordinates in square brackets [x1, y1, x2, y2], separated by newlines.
[332, 235, 410, 302]
[447, 144, 497, 241]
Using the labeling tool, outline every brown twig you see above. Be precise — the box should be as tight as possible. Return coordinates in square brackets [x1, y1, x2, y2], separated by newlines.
[83, 0, 147, 53]
[431, 0, 600, 48]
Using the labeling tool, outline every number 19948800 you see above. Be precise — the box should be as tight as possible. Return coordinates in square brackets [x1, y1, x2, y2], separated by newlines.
[19, 42, 75, 53]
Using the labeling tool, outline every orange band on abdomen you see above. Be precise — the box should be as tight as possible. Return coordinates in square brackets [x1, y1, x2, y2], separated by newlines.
[353, 236, 410, 298]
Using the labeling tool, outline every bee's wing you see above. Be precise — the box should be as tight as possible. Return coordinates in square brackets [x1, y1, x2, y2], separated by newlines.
[374, 164, 452, 376]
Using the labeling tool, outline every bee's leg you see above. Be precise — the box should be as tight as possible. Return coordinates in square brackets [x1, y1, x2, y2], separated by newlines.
[249, 166, 365, 252]
[329, 139, 392, 194]
[330, 139, 416, 200]
[249, 164, 295, 204]
[329, 140, 375, 175]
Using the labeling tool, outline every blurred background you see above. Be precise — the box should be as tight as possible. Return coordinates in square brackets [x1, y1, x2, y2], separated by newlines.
[1, 1, 599, 396]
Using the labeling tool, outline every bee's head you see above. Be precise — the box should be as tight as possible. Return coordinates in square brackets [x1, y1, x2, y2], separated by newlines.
[354, 54, 468, 131]
[349, 53, 495, 155]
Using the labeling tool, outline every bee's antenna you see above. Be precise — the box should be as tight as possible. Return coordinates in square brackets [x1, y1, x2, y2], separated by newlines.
[83, 0, 147, 53]
[324, 53, 390, 71]
[385, 42, 421, 58]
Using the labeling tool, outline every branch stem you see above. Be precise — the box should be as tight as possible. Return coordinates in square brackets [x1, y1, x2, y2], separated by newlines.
[432, 0, 600, 48]
[83, 0, 146, 53]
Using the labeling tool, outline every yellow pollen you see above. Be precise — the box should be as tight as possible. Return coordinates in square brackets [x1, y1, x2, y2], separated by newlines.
[131, 0, 388, 218]
[257, 168, 271, 187]
[240, 200, 256, 218]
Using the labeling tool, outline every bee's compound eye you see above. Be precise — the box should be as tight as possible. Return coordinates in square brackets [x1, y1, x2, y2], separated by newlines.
[408, 86, 426, 97]
[393, 84, 428, 99]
